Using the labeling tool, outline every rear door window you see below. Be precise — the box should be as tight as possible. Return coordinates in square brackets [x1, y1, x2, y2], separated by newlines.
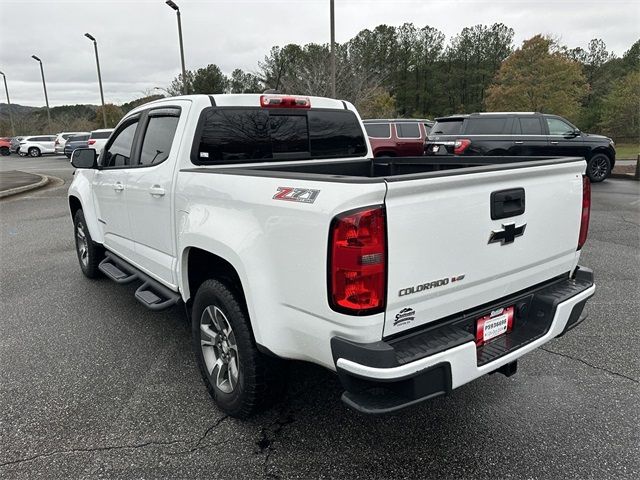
[430, 119, 464, 135]
[396, 122, 421, 138]
[139, 112, 180, 166]
[464, 117, 510, 135]
[364, 123, 391, 138]
[517, 117, 544, 135]
[195, 108, 367, 163]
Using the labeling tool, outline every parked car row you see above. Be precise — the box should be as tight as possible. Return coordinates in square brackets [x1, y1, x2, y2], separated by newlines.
[0, 128, 114, 158]
[363, 112, 616, 182]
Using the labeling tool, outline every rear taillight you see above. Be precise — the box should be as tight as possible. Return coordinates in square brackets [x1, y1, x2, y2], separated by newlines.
[578, 175, 591, 250]
[329, 206, 386, 315]
[260, 95, 310, 108]
[454, 139, 471, 154]
[88, 139, 96, 145]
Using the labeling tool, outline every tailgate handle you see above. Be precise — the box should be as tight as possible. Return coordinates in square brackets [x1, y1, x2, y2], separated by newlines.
[491, 188, 525, 220]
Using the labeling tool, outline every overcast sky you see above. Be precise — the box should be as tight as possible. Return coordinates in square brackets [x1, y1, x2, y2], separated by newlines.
[0, 0, 638, 107]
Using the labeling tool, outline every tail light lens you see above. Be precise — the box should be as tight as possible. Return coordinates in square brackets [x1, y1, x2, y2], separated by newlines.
[329, 206, 386, 315]
[454, 139, 471, 154]
[578, 175, 591, 250]
[260, 95, 310, 108]
[88, 139, 96, 145]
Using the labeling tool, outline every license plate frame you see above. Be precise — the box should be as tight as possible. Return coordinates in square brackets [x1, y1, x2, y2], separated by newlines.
[475, 305, 515, 346]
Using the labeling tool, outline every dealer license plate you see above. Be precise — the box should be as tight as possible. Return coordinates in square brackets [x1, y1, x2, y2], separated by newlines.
[475, 306, 514, 345]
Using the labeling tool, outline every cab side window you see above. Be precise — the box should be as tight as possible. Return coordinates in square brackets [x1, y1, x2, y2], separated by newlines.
[139, 114, 180, 166]
[546, 117, 574, 136]
[102, 121, 138, 168]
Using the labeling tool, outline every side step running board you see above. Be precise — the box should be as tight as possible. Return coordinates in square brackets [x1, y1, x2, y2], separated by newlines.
[98, 252, 181, 311]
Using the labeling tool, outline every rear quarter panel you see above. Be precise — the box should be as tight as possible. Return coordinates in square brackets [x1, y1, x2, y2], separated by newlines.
[176, 170, 387, 369]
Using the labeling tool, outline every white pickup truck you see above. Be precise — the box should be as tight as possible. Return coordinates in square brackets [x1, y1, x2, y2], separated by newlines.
[68, 94, 595, 417]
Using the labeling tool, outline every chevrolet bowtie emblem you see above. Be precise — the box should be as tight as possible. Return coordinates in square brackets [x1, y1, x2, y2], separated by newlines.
[488, 223, 527, 245]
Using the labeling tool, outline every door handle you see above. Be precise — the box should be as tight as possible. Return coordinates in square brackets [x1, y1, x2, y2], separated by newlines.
[113, 182, 124, 192]
[514, 141, 524, 144]
[149, 185, 166, 197]
[550, 141, 559, 144]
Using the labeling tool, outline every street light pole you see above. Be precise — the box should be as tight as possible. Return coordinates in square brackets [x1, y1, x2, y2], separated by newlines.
[330, 0, 336, 98]
[166, 1, 188, 95]
[0, 71, 16, 136]
[85, 33, 107, 128]
[31, 55, 51, 131]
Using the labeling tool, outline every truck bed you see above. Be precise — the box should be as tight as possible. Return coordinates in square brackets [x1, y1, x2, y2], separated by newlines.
[189, 156, 584, 182]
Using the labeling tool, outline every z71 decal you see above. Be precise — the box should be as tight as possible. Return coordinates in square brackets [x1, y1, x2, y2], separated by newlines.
[273, 187, 320, 204]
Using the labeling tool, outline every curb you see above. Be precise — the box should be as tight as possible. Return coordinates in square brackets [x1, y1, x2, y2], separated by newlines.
[0, 173, 50, 199]
[610, 173, 639, 181]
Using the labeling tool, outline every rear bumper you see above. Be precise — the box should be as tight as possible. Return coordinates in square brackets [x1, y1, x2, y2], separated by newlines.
[332, 267, 595, 414]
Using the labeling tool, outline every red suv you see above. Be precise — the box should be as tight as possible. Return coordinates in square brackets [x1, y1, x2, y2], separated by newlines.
[0, 137, 11, 156]
[363, 119, 433, 157]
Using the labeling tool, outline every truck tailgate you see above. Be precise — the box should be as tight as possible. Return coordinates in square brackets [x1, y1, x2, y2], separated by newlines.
[383, 159, 585, 337]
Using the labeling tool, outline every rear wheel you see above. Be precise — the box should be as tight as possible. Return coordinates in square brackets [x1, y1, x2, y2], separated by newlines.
[28, 147, 41, 157]
[192, 279, 285, 418]
[586, 154, 611, 183]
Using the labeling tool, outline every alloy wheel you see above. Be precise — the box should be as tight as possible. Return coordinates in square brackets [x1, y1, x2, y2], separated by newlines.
[76, 222, 89, 267]
[200, 305, 239, 394]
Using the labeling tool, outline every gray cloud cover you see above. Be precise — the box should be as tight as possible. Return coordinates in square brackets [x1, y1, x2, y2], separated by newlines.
[0, 0, 638, 106]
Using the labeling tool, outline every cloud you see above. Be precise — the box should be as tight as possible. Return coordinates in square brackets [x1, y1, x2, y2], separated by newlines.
[0, 0, 638, 106]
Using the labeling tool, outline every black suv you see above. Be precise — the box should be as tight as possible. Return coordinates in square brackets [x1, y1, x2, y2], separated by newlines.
[425, 112, 616, 182]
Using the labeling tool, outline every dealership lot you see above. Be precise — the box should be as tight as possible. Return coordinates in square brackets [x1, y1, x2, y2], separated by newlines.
[1, 155, 638, 479]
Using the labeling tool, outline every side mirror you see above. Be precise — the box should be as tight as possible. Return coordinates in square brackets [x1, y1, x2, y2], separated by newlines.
[572, 129, 581, 137]
[71, 148, 98, 169]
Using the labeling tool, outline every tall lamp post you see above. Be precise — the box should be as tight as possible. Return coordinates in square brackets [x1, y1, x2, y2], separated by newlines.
[165, 0, 188, 95]
[0, 71, 16, 136]
[31, 55, 51, 131]
[85, 33, 107, 128]
[330, 0, 336, 98]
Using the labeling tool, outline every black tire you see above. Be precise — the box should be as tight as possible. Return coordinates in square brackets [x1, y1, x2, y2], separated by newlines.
[73, 209, 103, 278]
[586, 153, 611, 183]
[192, 279, 285, 418]
[0, 147, 10, 156]
[28, 147, 41, 157]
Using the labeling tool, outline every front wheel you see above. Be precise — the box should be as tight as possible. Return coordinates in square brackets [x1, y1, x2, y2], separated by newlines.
[28, 147, 41, 157]
[73, 209, 103, 278]
[586, 154, 611, 183]
[0, 147, 10, 156]
[192, 279, 285, 418]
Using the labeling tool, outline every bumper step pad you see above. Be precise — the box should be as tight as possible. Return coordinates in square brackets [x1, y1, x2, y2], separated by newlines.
[332, 267, 595, 414]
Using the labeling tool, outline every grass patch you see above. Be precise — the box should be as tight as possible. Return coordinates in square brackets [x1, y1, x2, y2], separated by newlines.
[616, 143, 640, 159]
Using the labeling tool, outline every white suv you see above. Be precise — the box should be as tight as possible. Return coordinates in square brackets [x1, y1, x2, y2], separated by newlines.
[20, 135, 57, 157]
[55, 132, 88, 154]
[87, 129, 113, 157]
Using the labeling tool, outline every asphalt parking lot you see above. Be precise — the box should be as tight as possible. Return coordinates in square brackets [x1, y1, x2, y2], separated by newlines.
[1, 155, 638, 479]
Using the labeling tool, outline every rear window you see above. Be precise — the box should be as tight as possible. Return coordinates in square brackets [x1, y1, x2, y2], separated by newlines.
[396, 122, 420, 138]
[91, 131, 112, 139]
[464, 117, 509, 135]
[195, 108, 367, 164]
[431, 119, 464, 135]
[364, 123, 391, 138]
